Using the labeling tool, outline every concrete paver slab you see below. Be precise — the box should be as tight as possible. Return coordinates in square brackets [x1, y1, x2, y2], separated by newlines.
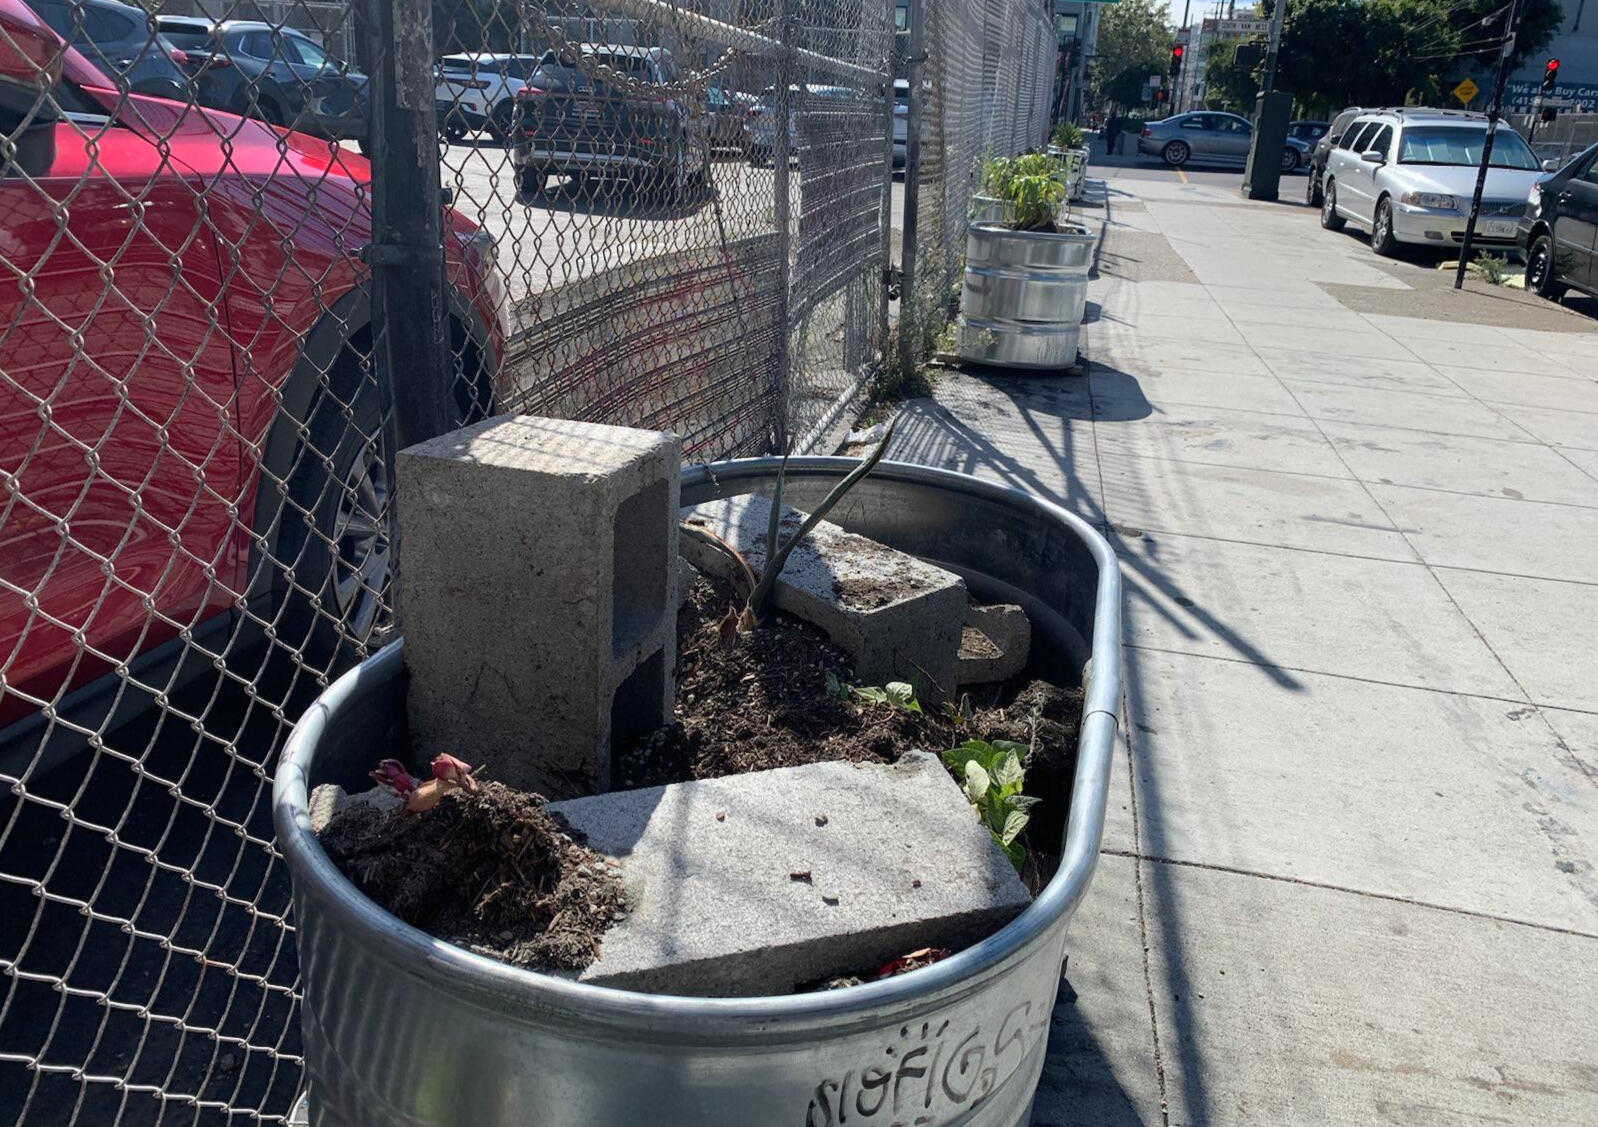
[1034, 855, 1163, 1127]
[1094, 454, 1416, 561]
[1318, 420, 1598, 506]
[1126, 647, 1598, 931]
[1085, 336, 1275, 377]
[1252, 347, 1466, 396]
[1091, 403, 1351, 479]
[1476, 402, 1598, 449]
[1433, 568, 1598, 712]
[1543, 708, 1598, 776]
[1360, 312, 1522, 345]
[1432, 365, 1598, 414]
[1221, 302, 1369, 331]
[1117, 533, 1523, 698]
[1091, 364, 1308, 417]
[1404, 338, 1581, 376]
[1206, 282, 1346, 309]
[1142, 863, 1598, 1126]
[1280, 378, 1537, 441]
[1091, 314, 1248, 347]
[1369, 484, 1598, 582]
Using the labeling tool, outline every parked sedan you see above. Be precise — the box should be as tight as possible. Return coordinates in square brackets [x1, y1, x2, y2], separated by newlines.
[1521, 142, 1598, 302]
[1320, 108, 1544, 256]
[1138, 111, 1308, 172]
[1306, 106, 1363, 206]
[0, 0, 504, 737]
[706, 85, 746, 150]
[154, 16, 368, 145]
[27, 0, 187, 99]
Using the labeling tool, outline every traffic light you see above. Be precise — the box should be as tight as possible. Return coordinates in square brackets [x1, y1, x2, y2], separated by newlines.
[1541, 58, 1560, 95]
[1170, 44, 1185, 77]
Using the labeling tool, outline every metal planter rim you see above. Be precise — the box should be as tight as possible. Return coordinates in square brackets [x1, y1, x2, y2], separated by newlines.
[968, 220, 1094, 243]
[274, 457, 1121, 1039]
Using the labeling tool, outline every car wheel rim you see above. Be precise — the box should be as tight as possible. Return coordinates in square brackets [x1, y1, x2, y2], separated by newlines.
[1376, 208, 1389, 244]
[1323, 186, 1334, 219]
[332, 445, 390, 641]
[1529, 244, 1549, 289]
[1282, 151, 1294, 171]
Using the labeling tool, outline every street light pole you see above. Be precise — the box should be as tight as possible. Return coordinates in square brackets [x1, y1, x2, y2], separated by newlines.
[1454, 0, 1525, 290]
[1260, 0, 1288, 96]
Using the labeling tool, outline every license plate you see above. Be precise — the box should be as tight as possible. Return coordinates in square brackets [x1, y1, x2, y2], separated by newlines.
[574, 104, 602, 121]
[1483, 219, 1517, 238]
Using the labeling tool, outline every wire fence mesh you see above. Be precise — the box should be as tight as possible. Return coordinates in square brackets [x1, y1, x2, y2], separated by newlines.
[0, 0, 1057, 1120]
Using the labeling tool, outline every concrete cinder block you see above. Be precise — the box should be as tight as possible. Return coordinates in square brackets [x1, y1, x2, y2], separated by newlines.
[550, 752, 1031, 996]
[681, 495, 967, 702]
[398, 415, 680, 799]
[958, 603, 1031, 685]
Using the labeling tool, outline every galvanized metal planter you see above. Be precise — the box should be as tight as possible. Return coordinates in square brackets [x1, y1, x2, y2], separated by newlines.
[274, 458, 1121, 1127]
[957, 221, 1094, 370]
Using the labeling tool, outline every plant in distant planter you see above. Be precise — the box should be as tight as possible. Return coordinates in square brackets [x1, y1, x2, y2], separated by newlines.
[978, 154, 1017, 198]
[940, 738, 1038, 870]
[1051, 121, 1085, 150]
[1004, 167, 1067, 232]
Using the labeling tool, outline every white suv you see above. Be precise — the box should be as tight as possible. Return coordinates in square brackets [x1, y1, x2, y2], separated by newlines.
[435, 53, 542, 142]
[1320, 107, 1545, 257]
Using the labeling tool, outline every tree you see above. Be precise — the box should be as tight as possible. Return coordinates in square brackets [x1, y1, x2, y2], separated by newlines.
[1202, 40, 1260, 112]
[1091, 0, 1173, 109]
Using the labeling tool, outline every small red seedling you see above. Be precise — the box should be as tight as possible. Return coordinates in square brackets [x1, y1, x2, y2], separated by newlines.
[370, 755, 481, 813]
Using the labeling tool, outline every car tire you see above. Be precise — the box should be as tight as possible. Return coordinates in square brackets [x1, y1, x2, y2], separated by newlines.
[1320, 179, 1345, 231]
[1370, 197, 1397, 257]
[517, 165, 545, 197]
[489, 100, 516, 144]
[1526, 232, 1568, 301]
[265, 354, 393, 664]
[1306, 168, 1323, 208]
[442, 116, 468, 144]
[1162, 140, 1190, 167]
[1281, 147, 1300, 173]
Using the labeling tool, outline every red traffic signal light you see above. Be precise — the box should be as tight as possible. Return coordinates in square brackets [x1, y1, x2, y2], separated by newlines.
[1542, 57, 1560, 94]
[1172, 45, 1184, 60]
[1170, 44, 1184, 76]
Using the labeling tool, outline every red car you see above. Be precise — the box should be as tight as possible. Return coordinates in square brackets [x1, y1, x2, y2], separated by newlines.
[0, 0, 505, 735]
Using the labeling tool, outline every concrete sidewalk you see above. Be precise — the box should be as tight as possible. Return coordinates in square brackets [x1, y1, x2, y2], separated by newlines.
[890, 165, 1598, 1125]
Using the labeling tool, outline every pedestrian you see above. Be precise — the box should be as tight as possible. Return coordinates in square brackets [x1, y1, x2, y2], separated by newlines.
[1104, 109, 1121, 155]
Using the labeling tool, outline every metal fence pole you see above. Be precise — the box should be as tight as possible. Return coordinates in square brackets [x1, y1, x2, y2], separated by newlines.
[897, 0, 926, 381]
[878, 0, 897, 360]
[772, 0, 795, 452]
[364, 0, 450, 446]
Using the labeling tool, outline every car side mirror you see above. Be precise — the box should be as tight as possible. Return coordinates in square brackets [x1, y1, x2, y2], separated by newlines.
[1542, 158, 1560, 172]
[0, 2, 63, 179]
[1360, 149, 1386, 165]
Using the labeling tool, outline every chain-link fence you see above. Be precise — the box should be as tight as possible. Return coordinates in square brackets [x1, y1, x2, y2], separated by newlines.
[0, 0, 1055, 1120]
[898, 0, 1055, 371]
[1508, 111, 1598, 168]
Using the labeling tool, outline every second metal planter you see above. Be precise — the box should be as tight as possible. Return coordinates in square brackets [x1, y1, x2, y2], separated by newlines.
[274, 459, 1121, 1127]
[957, 221, 1094, 370]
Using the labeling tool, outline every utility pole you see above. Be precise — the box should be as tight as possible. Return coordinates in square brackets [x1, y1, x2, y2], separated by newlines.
[1179, 0, 1192, 111]
[1454, 0, 1525, 290]
[1260, 0, 1288, 95]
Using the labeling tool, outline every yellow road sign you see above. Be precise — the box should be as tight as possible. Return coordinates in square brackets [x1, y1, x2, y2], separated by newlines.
[1453, 77, 1480, 105]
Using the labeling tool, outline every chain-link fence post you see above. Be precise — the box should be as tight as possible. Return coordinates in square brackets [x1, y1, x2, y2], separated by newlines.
[364, 0, 450, 446]
[897, 0, 926, 381]
[771, 0, 796, 453]
[877, 0, 897, 358]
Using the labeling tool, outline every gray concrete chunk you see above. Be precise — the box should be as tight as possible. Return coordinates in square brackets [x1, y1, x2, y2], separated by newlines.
[959, 603, 1031, 684]
[550, 752, 1031, 996]
[398, 415, 679, 799]
[681, 495, 967, 702]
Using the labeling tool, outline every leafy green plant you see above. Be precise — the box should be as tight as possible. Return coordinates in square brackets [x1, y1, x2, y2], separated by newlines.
[1004, 170, 1067, 232]
[825, 672, 924, 714]
[1052, 121, 1085, 149]
[1467, 252, 1515, 286]
[978, 154, 1017, 198]
[941, 739, 1039, 871]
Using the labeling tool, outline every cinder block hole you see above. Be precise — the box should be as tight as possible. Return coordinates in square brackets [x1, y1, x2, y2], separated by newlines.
[610, 649, 665, 751]
[612, 480, 669, 656]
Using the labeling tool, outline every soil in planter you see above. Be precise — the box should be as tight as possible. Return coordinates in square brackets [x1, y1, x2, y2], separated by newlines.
[619, 568, 1084, 874]
[318, 782, 628, 971]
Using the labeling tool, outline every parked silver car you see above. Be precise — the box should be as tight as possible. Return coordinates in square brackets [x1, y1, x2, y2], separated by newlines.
[1138, 111, 1309, 172]
[1320, 107, 1545, 256]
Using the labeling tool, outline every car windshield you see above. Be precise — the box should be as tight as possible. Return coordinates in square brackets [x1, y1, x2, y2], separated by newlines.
[531, 51, 657, 91]
[1397, 126, 1538, 170]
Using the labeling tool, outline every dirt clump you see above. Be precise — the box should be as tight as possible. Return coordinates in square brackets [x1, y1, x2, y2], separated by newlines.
[318, 781, 627, 971]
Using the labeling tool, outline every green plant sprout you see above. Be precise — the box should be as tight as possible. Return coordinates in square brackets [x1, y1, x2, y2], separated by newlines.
[940, 738, 1038, 871]
[1005, 169, 1066, 232]
[827, 671, 923, 714]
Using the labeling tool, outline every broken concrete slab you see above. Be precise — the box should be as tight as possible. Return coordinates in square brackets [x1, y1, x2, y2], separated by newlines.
[308, 783, 401, 835]
[680, 494, 967, 702]
[959, 603, 1031, 684]
[549, 752, 1031, 996]
[398, 415, 679, 799]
